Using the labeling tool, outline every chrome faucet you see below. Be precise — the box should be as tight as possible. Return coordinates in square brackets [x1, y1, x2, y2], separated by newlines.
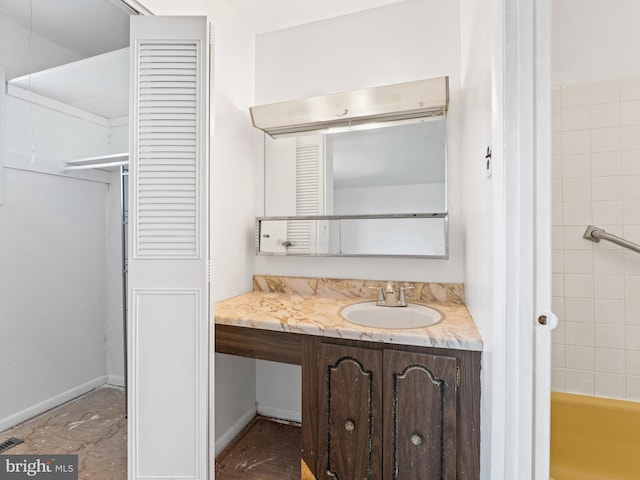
[369, 282, 414, 307]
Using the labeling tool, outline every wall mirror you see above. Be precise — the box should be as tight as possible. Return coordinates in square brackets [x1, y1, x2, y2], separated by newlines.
[253, 77, 449, 258]
[259, 117, 448, 257]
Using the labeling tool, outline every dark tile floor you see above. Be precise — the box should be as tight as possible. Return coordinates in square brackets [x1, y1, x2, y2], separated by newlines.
[0, 387, 126, 480]
[215, 416, 301, 480]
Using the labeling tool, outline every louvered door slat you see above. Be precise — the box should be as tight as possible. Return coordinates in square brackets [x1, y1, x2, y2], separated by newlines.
[139, 64, 196, 70]
[134, 42, 200, 258]
[139, 152, 195, 159]
[140, 126, 196, 133]
[138, 183, 195, 188]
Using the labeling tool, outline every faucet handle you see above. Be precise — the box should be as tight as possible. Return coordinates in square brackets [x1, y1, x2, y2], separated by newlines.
[398, 285, 415, 306]
[367, 285, 385, 306]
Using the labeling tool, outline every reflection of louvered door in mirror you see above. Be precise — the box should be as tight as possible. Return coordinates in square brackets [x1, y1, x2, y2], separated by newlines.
[286, 135, 324, 254]
[263, 134, 327, 254]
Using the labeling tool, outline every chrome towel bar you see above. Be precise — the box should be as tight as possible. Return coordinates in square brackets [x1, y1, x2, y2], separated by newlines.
[583, 225, 640, 254]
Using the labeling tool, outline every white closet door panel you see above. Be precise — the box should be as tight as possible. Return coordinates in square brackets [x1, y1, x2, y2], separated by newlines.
[133, 290, 200, 478]
[128, 16, 210, 480]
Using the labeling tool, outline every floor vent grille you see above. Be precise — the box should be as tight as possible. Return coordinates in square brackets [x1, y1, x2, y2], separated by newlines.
[0, 437, 24, 454]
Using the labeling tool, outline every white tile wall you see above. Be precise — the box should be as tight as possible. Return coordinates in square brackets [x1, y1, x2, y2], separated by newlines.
[621, 78, 640, 101]
[621, 151, 640, 175]
[552, 79, 640, 401]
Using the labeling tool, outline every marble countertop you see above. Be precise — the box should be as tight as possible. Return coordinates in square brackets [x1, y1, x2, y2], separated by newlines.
[214, 291, 483, 352]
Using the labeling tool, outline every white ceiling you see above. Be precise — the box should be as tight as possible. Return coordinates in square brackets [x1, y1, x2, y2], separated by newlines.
[0, 0, 409, 54]
[0, 0, 410, 118]
[223, 0, 409, 34]
[0, 0, 131, 58]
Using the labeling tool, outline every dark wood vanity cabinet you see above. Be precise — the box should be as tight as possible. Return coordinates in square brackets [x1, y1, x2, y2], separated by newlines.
[303, 337, 480, 480]
[215, 324, 480, 479]
[383, 350, 458, 480]
[317, 343, 384, 479]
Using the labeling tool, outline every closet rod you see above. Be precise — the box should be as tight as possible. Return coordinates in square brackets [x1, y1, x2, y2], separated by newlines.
[61, 152, 129, 172]
[61, 160, 129, 172]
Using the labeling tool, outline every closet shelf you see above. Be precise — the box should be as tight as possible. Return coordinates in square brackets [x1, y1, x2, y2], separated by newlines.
[61, 153, 129, 172]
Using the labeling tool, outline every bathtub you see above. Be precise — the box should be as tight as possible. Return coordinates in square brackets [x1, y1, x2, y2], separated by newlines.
[551, 392, 640, 480]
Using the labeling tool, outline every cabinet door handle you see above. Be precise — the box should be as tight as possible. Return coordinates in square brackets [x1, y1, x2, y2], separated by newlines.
[344, 420, 355, 432]
[410, 434, 423, 446]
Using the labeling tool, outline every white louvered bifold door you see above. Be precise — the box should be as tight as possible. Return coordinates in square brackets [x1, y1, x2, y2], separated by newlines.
[286, 135, 324, 254]
[128, 17, 210, 480]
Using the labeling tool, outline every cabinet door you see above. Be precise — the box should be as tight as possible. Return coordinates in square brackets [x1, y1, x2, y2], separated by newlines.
[317, 343, 383, 479]
[383, 350, 457, 480]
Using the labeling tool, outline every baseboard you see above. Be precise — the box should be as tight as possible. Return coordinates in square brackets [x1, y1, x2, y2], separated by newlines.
[214, 406, 256, 456]
[256, 404, 302, 423]
[106, 375, 125, 388]
[0, 375, 107, 432]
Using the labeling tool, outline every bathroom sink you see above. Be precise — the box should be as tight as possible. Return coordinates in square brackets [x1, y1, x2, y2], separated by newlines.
[340, 302, 443, 329]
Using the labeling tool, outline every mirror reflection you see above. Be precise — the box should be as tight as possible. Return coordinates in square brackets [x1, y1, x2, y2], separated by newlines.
[264, 118, 447, 217]
[261, 116, 448, 258]
[258, 216, 447, 257]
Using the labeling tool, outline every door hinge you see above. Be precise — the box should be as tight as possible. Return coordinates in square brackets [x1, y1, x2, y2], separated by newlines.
[456, 366, 461, 387]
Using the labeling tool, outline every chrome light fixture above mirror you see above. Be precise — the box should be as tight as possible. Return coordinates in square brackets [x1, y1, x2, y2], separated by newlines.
[250, 77, 448, 137]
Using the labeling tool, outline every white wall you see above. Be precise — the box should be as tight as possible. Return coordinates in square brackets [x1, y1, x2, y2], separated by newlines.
[553, 0, 640, 85]
[0, 95, 113, 428]
[135, 0, 260, 452]
[254, 0, 463, 283]
[459, 0, 498, 477]
[0, 14, 83, 79]
[5, 97, 111, 166]
[0, 169, 109, 429]
[255, 360, 302, 422]
[252, 0, 462, 425]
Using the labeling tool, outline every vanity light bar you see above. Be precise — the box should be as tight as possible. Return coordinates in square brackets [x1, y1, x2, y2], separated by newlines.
[250, 77, 449, 137]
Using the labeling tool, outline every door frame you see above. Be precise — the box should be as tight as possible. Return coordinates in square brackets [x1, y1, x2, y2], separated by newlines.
[500, 0, 553, 478]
